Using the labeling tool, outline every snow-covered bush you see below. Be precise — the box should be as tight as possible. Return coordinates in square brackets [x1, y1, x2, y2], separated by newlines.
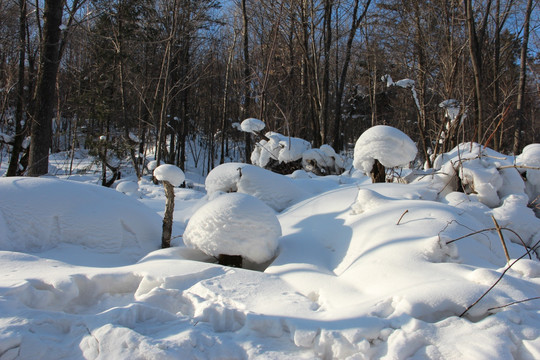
[183, 192, 281, 268]
[205, 162, 309, 212]
[250, 132, 311, 174]
[414, 142, 540, 247]
[516, 143, 540, 215]
[353, 125, 417, 182]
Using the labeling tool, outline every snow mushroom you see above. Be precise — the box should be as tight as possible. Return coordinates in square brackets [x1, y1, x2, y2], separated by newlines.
[183, 192, 281, 268]
[353, 125, 417, 182]
[154, 164, 185, 186]
[240, 117, 266, 133]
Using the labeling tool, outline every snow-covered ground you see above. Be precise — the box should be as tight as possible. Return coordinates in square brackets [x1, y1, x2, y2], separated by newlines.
[0, 144, 539, 359]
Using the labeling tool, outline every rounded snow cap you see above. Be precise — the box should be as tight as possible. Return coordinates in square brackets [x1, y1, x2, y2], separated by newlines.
[154, 164, 185, 187]
[183, 192, 281, 264]
[353, 125, 417, 174]
[240, 118, 266, 133]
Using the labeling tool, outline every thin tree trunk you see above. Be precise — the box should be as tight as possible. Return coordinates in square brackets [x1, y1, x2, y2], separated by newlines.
[241, 0, 252, 163]
[28, 0, 64, 176]
[513, 0, 533, 154]
[161, 181, 175, 248]
[333, 0, 371, 152]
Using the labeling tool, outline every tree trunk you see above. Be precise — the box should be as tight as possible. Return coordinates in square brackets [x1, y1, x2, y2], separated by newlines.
[241, 0, 252, 163]
[333, 0, 371, 152]
[370, 159, 386, 183]
[28, 0, 64, 176]
[7, 0, 27, 176]
[513, 0, 533, 154]
[161, 181, 175, 248]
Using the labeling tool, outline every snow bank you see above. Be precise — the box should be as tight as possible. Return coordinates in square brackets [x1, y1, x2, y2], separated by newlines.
[205, 163, 309, 211]
[353, 125, 417, 174]
[183, 192, 281, 264]
[154, 164, 185, 186]
[0, 177, 161, 257]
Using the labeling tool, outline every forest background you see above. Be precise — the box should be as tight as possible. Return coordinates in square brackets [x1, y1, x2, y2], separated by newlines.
[0, 0, 539, 179]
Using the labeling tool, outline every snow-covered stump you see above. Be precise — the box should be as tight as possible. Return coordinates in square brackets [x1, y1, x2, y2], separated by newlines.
[183, 192, 281, 269]
[353, 125, 417, 183]
[154, 164, 185, 248]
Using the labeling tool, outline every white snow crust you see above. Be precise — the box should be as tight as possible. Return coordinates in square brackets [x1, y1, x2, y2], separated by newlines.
[183, 192, 281, 263]
[154, 164, 185, 186]
[353, 125, 417, 174]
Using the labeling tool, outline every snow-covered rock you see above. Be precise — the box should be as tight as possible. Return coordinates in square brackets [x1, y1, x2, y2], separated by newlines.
[154, 164, 185, 187]
[183, 192, 281, 264]
[353, 125, 417, 174]
[0, 177, 161, 256]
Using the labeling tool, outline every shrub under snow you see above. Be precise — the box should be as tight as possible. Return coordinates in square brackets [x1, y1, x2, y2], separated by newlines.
[183, 192, 281, 264]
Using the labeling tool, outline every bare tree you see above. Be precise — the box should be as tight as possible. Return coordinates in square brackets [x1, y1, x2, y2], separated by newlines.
[28, 0, 65, 176]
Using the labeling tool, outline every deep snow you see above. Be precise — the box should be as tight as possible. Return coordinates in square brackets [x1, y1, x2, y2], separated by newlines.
[0, 143, 539, 359]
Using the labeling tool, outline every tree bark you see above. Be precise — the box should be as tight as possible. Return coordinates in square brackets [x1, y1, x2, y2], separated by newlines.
[7, 0, 27, 176]
[161, 181, 175, 248]
[28, 0, 64, 176]
[513, 0, 533, 154]
[333, 0, 371, 152]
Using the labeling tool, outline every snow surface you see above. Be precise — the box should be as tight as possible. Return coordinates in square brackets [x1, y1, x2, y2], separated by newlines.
[0, 144, 539, 359]
[154, 164, 185, 186]
[353, 125, 417, 174]
[183, 192, 281, 264]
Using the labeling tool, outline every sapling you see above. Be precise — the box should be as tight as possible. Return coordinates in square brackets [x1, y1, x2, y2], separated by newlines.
[154, 164, 185, 248]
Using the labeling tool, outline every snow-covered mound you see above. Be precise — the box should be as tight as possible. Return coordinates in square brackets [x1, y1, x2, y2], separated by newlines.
[0, 177, 161, 257]
[205, 162, 309, 211]
[183, 192, 281, 264]
[353, 125, 417, 174]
